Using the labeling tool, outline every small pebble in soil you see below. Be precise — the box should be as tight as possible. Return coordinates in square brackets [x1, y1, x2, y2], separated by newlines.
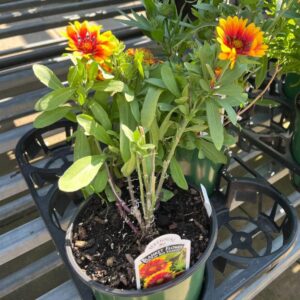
[106, 256, 116, 267]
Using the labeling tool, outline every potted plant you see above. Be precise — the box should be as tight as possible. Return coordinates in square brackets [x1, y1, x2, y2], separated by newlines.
[31, 2, 270, 299]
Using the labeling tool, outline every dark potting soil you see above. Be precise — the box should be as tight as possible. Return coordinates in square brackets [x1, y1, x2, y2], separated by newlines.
[71, 182, 210, 290]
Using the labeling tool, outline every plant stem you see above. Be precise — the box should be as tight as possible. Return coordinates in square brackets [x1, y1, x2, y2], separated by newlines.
[127, 176, 145, 229]
[155, 118, 190, 199]
[136, 156, 146, 218]
[150, 149, 157, 210]
[116, 202, 139, 235]
[235, 63, 281, 120]
[104, 164, 131, 214]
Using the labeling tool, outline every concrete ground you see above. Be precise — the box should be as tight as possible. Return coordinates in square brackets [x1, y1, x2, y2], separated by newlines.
[255, 262, 300, 300]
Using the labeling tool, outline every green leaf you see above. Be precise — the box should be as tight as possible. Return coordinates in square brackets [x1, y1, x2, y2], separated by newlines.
[161, 63, 180, 97]
[121, 124, 134, 141]
[216, 100, 237, 125]
[77, 114, 113, 146]
[223, 132, 238, 146]
[206, 64, 216, 80]
[256, 98, 281, 107]
[199, 79, 210, 92]
[67, 66, 79, 87]
[145, 78, 166, 89]
[225, 93, 248, 106]
[159, 107, 177, 140]
[93, 80, 125, 93]
[238, 56, 260, 65]
[184, 124, 208, 132]
[91, 168, 108, 193]
[121, 154, 136, 176]
[215, 85, 243, 98]
[196, 139, 227, 164]
[87, 61, 99, 81]
[65, 111, 77, 123]
[58, 155, 106, 192]
[142, 0, 156, 17]
[198, 149, 205, 159]
[35, 87, 75, 111]
[130, 100, 140, 122]
[220, 63, 248, 85]
[33, 106, 71, 128]
[105, 185, 116, 203]
[255, 56, 268, 89]
[117, 95, 135, 162]
[170, 157, 188, 190]
[141, 87, 163, 129]
[206, 101, 223, 150]
[124, 85, 135, 102]
[150, 118, 159, 148]
[74, 128, 90, 161]
[161, 188, 175, 202]
[32, 64, 63, 90]
[89, 102, 112, 130]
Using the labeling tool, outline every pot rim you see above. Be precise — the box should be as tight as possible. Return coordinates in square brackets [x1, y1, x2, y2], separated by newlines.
[65, 187, 218, 297]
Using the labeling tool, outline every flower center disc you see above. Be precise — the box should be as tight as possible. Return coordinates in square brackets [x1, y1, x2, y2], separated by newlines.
[233, 39, 243, 49]
[81, 40, 94, 53]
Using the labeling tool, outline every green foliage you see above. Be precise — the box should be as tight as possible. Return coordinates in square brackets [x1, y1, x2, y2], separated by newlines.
[170, 157, 188, 190]
[58, 155, 106, 192]
[73, 128, 91, 161]
[33, 64, 63, 90]
[206, 101, 224, 151]
[77, 114, 114, 146]
[160, 188, 175, 202]
[33, 107, 72, 128]
[35, 87, 75, 111]
[141, 87, 163, 129]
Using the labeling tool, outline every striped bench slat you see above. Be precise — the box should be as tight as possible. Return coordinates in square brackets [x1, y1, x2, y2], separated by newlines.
[0, 124, 33, 155]
[0, 217, 50, 265]
[0, 252, 63, 298]
[0, 193, 35, 224]
[37, 280, 80, 300]
[0, 2, 143, 39]
[0, 0, 130, 24]
[0, 171, 28, 202]
[0, 0, 82, 13]
[0, 89, 48, 123]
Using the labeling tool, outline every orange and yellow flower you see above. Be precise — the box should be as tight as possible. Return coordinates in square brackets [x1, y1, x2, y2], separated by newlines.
[216, 16, 268, 69]
[139, 258, 171, 279]
[126, 48, 160, 65]
[143, 270, 174, 288]
[64, 21, 118, 62]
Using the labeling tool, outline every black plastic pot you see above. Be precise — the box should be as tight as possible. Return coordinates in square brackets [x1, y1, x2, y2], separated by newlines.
[65, 191, 218, 300]
[291, 93, 300, 190]
[201, 154, 298, 299]
[175, 0, 197, 19]
[16, 120, 77, 188]
[234, 76, 300, 190]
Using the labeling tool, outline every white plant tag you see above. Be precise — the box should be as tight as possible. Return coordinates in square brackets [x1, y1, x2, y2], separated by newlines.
[200, 184, 212, 217]
[134, 234, 191, 289]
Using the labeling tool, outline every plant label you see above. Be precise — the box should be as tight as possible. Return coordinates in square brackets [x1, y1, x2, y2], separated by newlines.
[134, 234, 191, 289]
